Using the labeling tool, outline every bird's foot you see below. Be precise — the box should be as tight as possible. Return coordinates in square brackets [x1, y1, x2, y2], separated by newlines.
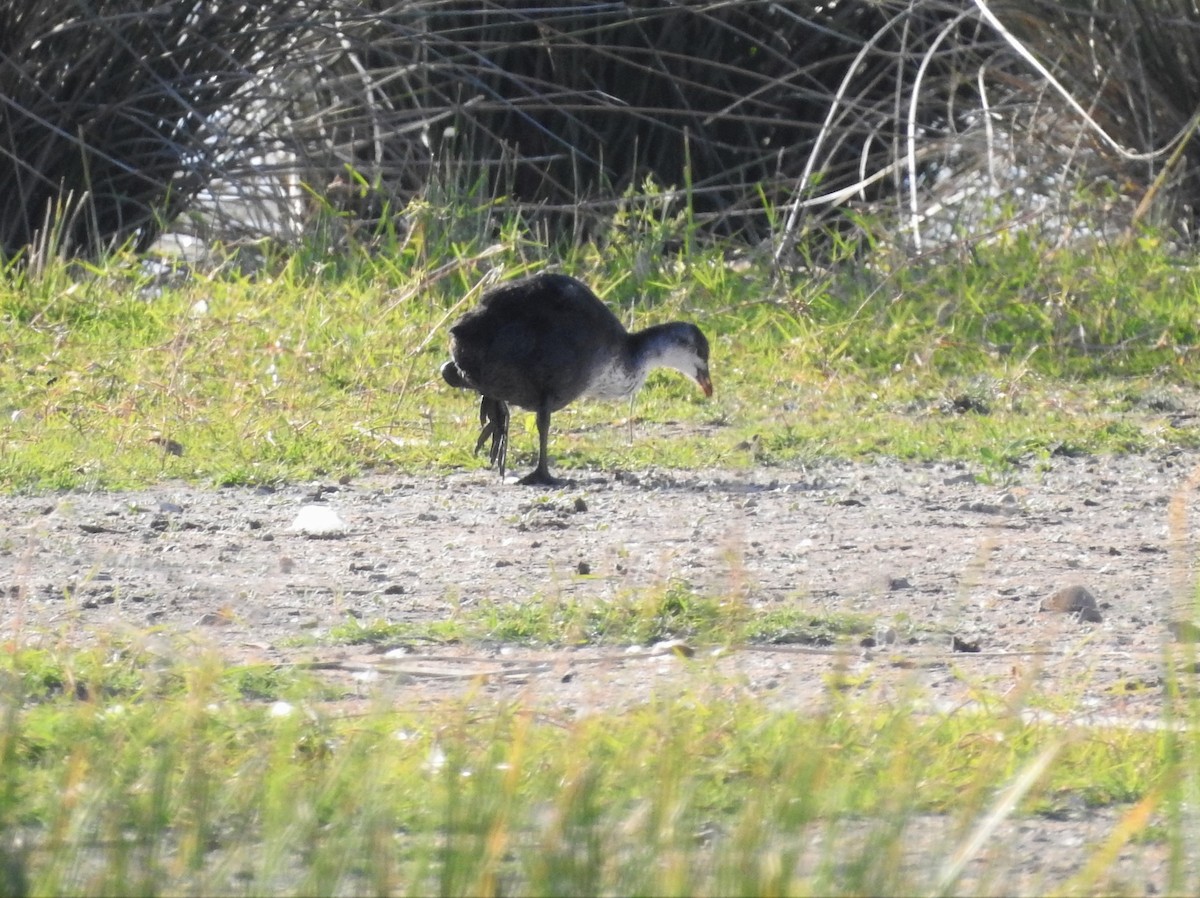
[517, 468, 566, 487]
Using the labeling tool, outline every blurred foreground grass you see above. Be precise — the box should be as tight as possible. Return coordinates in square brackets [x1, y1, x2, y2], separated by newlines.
[0, 633, 1191, 895]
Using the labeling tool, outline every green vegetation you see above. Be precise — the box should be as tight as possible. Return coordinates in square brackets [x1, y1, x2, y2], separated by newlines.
[8, 3, 1200, 891]
[3, 209, 1200, 491]
[5, 198, 1200, 893]
[0, 637, 1188, 895]
[328, 581, 874, 649]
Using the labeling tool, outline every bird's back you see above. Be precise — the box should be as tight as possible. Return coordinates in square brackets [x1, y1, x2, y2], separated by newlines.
[449, 274, 628, 412]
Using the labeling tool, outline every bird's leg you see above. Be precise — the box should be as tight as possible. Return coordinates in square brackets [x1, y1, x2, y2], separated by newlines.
[518, 406, 562, 486]
[474, 397, 509, 478]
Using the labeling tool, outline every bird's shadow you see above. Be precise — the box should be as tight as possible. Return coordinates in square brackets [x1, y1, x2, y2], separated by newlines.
[490, 469, 825, 496]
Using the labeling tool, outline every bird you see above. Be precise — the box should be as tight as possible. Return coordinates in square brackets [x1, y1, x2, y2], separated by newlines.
[440, 272, 713, 485]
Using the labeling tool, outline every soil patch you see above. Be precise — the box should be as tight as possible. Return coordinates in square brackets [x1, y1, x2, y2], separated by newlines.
[5, 453, 1200, 892]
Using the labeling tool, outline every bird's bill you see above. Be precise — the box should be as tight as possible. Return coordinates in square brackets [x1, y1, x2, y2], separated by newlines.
[695, 369, 714, 397]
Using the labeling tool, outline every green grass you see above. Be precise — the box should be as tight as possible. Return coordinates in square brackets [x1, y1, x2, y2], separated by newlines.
[0, 638, 1188, 895]
[325, 581, 875, 649]
[4, 206, 1200, 490]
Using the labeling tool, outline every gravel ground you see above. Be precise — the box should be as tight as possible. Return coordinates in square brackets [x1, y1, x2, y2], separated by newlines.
[6, 452, 1200, 893]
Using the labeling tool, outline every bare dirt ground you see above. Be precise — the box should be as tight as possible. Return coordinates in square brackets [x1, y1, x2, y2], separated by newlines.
[6, 451, 1200, 892]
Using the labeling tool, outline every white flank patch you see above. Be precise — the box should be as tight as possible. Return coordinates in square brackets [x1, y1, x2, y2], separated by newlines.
[290, 504, 348, 537]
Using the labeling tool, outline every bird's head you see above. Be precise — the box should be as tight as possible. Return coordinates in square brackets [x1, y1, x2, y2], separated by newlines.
[652, 322, 713, 397]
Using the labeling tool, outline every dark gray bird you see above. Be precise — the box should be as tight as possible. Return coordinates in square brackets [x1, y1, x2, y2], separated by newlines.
[441, 272, 713, 485]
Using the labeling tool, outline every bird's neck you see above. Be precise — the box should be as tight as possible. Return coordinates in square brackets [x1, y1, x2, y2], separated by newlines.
[585, 323, 692, 400]
[629, 323, 694, 378]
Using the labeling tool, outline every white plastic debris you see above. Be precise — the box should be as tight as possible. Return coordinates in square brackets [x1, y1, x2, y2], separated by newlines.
[290, 504, 348, 537]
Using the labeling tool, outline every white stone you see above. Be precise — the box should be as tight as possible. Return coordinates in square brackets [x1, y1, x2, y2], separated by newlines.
[290, 504, 348, 537]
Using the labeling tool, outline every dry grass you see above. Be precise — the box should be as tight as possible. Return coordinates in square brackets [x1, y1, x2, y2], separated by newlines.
[6, 1, 1200, 260]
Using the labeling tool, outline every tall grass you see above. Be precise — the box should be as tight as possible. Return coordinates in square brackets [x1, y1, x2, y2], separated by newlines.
[8, 0, 1200, 258]
[0, 0, 321, 258]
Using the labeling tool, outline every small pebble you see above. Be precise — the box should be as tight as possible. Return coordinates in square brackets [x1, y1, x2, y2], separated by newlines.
[952, 635, 981, 653]
[1040, 585, 1102, 623]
